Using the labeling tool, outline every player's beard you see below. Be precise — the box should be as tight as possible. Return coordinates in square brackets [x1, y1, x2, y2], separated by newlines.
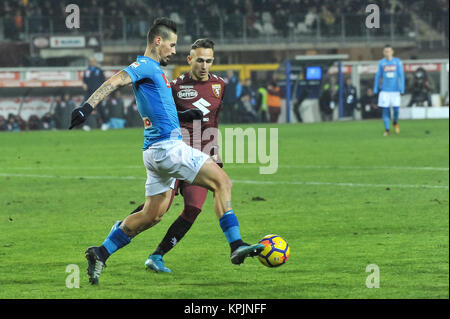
[160, 56, 170, 66]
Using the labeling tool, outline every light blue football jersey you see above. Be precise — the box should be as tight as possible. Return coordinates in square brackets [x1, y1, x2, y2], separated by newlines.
[123, 56, 181, 150]
[373, 57, 405, 94]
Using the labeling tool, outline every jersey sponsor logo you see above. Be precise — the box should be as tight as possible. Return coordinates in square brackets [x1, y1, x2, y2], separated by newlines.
[192, 98, 211, 115]
[142, 117, 152, 129]
[383, 65, 396, 72]
[179, 85, 194, 89]
[177, 89, 199, 100]
[131, 62, 140, 68]
[212, 84, 221, 98]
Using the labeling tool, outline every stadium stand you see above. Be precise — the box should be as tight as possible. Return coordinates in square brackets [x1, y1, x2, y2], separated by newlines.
[0, 0, 448, 130]
[1, 0, 448, 42]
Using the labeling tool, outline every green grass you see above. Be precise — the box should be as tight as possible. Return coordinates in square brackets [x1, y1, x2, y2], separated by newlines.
[0, 119, 448, 299]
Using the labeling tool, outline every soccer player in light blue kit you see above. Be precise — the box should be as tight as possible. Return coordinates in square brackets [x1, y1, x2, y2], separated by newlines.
[373, 44, 405, 136]
[69, 18, 264, 285]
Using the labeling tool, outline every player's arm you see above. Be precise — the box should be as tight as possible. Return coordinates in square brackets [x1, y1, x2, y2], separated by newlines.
[69, 71, 132, 129]
[177, 109, 203, 122]
[86, 71, 131, 108]
[397, 60, 405, 95]
[373, 61, 382, 94]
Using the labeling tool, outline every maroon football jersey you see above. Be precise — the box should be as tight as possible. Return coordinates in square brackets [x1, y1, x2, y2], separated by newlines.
[171, 72, 225, 154]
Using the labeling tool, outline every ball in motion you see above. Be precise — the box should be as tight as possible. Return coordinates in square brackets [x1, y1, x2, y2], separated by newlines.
[258, 234, 290, 267]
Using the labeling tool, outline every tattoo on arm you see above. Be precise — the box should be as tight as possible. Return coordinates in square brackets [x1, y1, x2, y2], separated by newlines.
[119, 70, 129, 82]
[87, 82, 116, 108]
[86, 70, 132, 108]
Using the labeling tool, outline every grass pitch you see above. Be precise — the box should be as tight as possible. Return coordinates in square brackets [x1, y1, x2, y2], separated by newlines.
[0, 119, 448, 299]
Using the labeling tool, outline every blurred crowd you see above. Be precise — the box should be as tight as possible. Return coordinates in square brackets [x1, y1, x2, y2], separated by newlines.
[0, 93, 144, 132]
[221, 69, 283, 124]
[0, 73, 280, 133]
[2, 63, 446, 132]
[3, 0, 447, 41]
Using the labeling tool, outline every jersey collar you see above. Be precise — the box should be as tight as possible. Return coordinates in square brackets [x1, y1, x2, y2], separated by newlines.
[138, 55, 160, 66]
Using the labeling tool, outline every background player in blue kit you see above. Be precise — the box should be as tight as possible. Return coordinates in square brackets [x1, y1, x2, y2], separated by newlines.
[69, 18, 264, 285]
[373, 44, 405, 136]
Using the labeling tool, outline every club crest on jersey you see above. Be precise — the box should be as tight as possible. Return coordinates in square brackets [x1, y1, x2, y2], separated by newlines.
[142, 117, 152, 129]
[177, 89, 198, 100]
[212, 84, 221, 98]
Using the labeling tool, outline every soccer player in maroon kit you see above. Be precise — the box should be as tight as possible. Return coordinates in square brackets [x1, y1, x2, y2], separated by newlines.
[123, 38, 259, 273]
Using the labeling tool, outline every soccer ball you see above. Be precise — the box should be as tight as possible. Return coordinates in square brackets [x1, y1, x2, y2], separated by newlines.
[258, 234, 290, 267]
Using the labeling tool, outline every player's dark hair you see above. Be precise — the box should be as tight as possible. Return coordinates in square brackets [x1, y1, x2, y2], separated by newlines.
[147, 17, 177, 44]
[191, 38, 215, 50]
[384, 44, 392, 49]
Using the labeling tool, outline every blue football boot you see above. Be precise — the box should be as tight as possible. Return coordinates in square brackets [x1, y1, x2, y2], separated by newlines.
[145, 254, 172, 273]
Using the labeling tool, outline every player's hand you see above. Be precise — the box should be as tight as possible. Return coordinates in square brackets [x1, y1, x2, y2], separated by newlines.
[178, 109, 203, 122]
[69, 103, 93, 129]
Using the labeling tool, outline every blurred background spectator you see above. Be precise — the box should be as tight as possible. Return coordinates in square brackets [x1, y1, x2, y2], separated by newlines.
[222, 70, 242, 123]
[6, 113, 24, 132]
[106, 90, 126, 129]
[319, 76, 339, 122]
[27, 114, 41, 130]
[0, 115, 8, 131]
[256, 85, 269, 123]
[360, 87, 381, 119]
[267, 81, 281, 123]
[125, 99, 143, 128]
[54, 93, 76, 129]
[407, 67, 433, 107]
[343, 77, 357, 117]
[83, 57, 107, 123]
[41, 112, 56, 130]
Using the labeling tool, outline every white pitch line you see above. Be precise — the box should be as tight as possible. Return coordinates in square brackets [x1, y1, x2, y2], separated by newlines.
[1, 164, 449, 171]
[0, 173, 448, 190]
[231, 179, 449, 190]
[277, 165, 449, 171]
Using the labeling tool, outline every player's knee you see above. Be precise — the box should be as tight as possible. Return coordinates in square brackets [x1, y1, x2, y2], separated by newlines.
[141, 211, 164, 229]
[180, 205, 201, 223]
[141, 205, 165, 226]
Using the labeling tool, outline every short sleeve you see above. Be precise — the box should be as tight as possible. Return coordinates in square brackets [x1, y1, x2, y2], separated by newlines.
[123, 61, 150, 83]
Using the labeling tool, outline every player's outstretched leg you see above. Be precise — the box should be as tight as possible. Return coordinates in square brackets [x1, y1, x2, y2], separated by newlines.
[85, 221, 131, 285]
[192, 159, 264, 265]
[86, 191, 171, 284]
[125, 203, 171, 272]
